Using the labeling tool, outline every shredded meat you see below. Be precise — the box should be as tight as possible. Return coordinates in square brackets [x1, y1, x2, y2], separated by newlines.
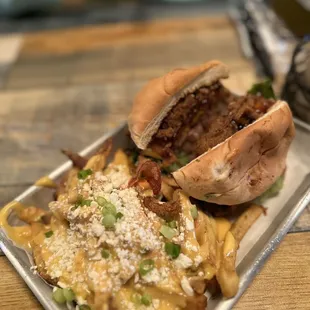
[196, 94, 275, 153]
[128, 160, 162, 195]
[150, 83, 275, 160]
[143, 196, 181, 220]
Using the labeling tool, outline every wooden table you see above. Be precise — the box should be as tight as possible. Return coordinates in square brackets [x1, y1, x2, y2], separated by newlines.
[0, 15, 309, 309]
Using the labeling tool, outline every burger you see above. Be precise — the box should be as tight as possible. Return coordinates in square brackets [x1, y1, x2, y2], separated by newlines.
[128, 61, 295, 205]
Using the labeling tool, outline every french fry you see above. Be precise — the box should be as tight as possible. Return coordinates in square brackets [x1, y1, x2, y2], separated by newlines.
[56, 168, 79, 201]
[214, 217, 231, 243]
[161, 180, 174, 200]
[84, 153, 106, 171]
[162, 175, 178, 188]
[230, 204, 265, 245]
[177, 191, 201, 261]
[189, 276, 206, 294]
[61, 149, 87, 169]
[96, 137, 112, 157]
[112, 149, 131, 166]
[195, 211, 217, 280]
[216, 231, 239, 298]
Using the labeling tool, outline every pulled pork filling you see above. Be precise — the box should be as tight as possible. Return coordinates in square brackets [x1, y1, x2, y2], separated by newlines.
[149, 83, 275, 164]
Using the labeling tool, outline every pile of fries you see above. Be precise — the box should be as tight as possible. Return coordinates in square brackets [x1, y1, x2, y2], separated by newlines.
[0, 136, 267, 310]
[61, 138, 265, 303]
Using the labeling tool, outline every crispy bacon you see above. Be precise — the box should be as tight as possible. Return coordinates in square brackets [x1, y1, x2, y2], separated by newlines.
[128, 160, 161, 195]
[143, 196, 180, 221]
[61, 149, 87, 169]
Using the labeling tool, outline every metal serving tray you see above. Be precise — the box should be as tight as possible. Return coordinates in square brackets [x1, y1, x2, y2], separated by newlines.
[1, 119, 310, 310]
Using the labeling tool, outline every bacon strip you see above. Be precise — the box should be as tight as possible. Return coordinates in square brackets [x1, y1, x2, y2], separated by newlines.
[128, 160, 161, 195]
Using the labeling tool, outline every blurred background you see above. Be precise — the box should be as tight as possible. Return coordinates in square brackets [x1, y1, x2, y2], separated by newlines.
[0, 0, 310, 210]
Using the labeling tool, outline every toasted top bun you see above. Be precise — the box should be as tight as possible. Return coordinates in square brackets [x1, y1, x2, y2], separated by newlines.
[172, 100, 295, 204]
[128, 60, 229, 149]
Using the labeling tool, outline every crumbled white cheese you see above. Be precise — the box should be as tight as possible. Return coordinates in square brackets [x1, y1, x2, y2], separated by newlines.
[194, 255, 203, 266]
[181, 276, 194, 296]
[185, 218, 194, 231]
[174, 254, 193, 269]
[185, 241, 198, 252]
[91, 222, 104, 237]
[141, 268, 161, 284]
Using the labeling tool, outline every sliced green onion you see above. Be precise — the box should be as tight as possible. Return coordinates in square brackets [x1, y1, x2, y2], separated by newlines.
[116, 212, 123, 220]
[131, 293, 142, 304]
[97, 196, 117, 216]
[141, 293, 152, 306]
[79, 305, 91, 310]
[83, 199, 92, 206]
[45, 231, 53, 238]
[168, 220, 177, 228]
[101, 249, 110, 259]
[165, 242, 181, 259]
[78, 169, 93, 180]
[190, 205, 198, 220]
[63, 288, 75, 302]
[96, 196, 108, 206]
[139, 259, 155, 276]
[102, 214, 116, 229]
[160, 225, 176, 239]
[52, 288, 66, 304]
[75, 196, 92, 208]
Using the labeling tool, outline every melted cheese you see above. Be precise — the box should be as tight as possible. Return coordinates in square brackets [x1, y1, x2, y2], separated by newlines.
[0, 201, 32, 249]
[35, 176, 57, 188]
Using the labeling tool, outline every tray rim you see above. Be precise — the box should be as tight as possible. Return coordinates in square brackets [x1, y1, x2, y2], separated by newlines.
[1, 118, 310, 310]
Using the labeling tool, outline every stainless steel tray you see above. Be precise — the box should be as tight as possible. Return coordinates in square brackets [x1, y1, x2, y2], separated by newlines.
[1, 119, 310, 310]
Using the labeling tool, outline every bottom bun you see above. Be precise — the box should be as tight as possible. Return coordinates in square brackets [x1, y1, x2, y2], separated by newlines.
[172, 101, 295, 205]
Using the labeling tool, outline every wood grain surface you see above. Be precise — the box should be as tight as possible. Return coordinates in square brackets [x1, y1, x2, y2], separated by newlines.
[0, 15, 309, 310]
[1, 232, 309, 310]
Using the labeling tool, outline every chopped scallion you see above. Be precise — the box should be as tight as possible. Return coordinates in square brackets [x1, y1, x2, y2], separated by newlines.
[102, 214, 116, 229]
[63, 288, 75, 302]
[141, 293, 152, 306]
[101, 249, 110, 259]
[116, 212, 123, 220]
[159, 225, 176, 239]
[190, 205, 198, 220]
[165, 242, 181, 259]
[131, 293, 142, 304]
[168, 220, 177, 228]
[139, 259, 155, 276]
[97, 196, 117, 216]
[75, 196, 92, 208]
[77, 169, 93, 180]
[45, 231, 53, 238]
[52, 288, 66, 304]
[96, 196, 107, 206]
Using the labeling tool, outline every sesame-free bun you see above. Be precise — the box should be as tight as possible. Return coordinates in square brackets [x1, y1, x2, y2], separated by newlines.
[172, 100, 295, 204]
[128, 60, 229, 149]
